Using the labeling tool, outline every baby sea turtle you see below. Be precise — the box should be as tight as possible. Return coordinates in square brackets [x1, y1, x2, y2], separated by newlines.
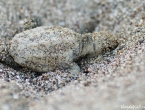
[0, 26, 118, 74]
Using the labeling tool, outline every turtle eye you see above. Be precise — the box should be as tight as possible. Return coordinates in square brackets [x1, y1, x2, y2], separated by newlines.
[108, 47, 113, 50]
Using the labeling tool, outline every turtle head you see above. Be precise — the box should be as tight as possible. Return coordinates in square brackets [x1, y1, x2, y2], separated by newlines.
[81, 31, 118, 57]
[91, 31, 118, 55]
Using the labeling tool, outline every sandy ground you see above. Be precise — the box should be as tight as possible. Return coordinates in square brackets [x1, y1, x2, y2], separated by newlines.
[0, 0, 145, 110]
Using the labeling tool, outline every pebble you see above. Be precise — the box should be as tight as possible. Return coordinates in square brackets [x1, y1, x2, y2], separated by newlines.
[0, 69, 3, 72]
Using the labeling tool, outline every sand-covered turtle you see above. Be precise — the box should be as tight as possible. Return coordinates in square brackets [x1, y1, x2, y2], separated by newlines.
[0, 26, 118, 74]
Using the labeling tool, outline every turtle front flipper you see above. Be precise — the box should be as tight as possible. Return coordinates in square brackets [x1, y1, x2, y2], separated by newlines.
[68, 62, 80, 75]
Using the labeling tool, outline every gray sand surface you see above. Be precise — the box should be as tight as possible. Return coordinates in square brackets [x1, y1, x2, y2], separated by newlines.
[0, 0, 145, 110]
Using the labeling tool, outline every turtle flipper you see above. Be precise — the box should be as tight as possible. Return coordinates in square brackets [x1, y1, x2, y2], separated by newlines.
[68, 62, 80, 74]
[0, 39, 22, 70]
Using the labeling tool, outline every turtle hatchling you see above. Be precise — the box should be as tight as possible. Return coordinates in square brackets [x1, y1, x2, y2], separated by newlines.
[0, 26, 118, 74]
